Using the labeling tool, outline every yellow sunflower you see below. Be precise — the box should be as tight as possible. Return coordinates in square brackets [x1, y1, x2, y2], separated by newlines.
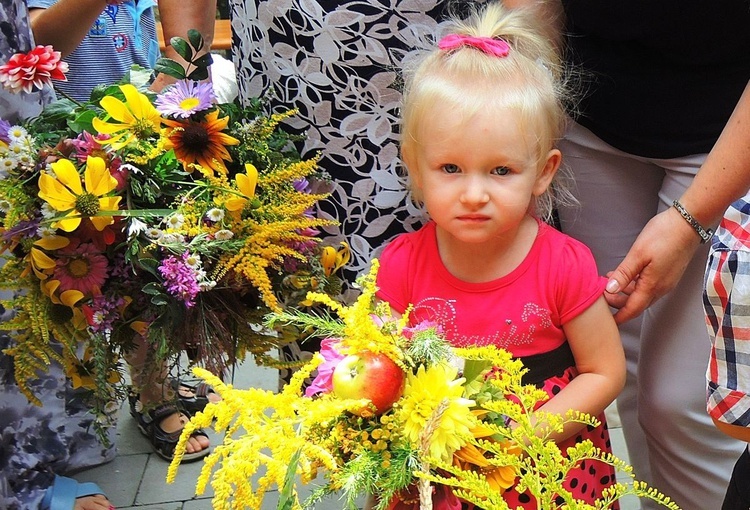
[224, 163, 258, 211]
[38, 156, 121, 232]
[92, 84, 164, 150]
[164, 109, 239, 174]
[397, 362, 477, 462]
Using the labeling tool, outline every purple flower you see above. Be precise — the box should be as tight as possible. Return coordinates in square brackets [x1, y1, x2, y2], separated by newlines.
[293, 178, 310, 193]
[158, 252, 201, 307]
[83, 294, 126, 333]
[155, 80, 215, 118]
[0, 119, 10, 143]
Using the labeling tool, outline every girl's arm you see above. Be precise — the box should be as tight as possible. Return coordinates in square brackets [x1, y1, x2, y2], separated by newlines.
[28, 0, 107, 57]
[531, 296, 625, 443]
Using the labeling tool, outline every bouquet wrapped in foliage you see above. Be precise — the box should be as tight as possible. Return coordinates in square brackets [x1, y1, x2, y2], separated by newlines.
[169, 261, 679, 510]
[0, 32, 346, 425]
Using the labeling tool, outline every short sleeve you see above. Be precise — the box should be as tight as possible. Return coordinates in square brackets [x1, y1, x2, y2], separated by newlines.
[554, 236, 607, 325]
[705, 246, 750, 427]
[375, 235, 414, 314]
[26, 0, 55, 9]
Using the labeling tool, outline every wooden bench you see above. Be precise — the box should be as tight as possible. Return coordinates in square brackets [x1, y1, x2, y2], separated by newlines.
[157, 18, 232, 52]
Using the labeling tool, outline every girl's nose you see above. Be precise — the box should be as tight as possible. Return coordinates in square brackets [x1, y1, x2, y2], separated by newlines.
[460, 176, 490, 205]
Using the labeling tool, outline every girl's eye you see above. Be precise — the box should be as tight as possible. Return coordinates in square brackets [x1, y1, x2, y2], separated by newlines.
[442, 164, 460, 174]
[492, 166, 511, 176]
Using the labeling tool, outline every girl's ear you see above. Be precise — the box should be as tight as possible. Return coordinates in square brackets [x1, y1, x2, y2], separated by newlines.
[401, 145, 421, 189]
[533, 148, 561, 197]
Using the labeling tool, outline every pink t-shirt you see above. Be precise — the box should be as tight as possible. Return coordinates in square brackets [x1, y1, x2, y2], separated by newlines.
[376, 220, 606, 357]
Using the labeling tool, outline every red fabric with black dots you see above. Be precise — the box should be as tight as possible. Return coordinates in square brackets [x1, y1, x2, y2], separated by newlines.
[502, 366, 619, 508]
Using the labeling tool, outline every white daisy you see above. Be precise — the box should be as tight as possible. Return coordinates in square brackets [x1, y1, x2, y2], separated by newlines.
[184, 253, 202, 269]
[214, 229, 234, 240]
[164, 214, 185, 230]
[36, 226, 57, 237]
[206, 207, 225, 222]
[7, 125, 27, 141]
[40, 203, 57, 219]
[146, 228, 163, 240]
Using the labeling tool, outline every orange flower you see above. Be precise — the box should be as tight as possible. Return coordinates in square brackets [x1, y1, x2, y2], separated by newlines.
[163, 109, 239, 174]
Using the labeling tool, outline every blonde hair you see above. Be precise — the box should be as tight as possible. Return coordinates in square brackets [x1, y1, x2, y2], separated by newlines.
[400, 2, 575, 221]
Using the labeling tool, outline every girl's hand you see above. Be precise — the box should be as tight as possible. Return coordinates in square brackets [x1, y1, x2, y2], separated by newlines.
[603, 206, 702, 324]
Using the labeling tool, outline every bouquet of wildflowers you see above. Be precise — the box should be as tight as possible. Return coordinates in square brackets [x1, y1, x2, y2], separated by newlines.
[169, 262, 679, 510]
[0, 32, 346, 424]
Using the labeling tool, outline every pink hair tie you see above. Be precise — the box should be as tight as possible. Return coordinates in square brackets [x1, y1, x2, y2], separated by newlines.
[438, 34, 510, 58]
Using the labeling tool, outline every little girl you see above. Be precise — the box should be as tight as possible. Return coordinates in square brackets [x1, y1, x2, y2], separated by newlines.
[375, 3, 626, 506]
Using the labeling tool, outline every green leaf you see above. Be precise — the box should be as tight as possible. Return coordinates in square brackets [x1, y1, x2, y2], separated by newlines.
[138, 257, 160, 276]
[277, 448, 301, 510]
[68, 109, 97, 133]
[187, 29, 205, 52]
[154, 58, 186, 80]
[169, 37, 194, 62]
[151, 295, 169, 306]
[186, 67, 210, 82]
[463, 359, 492, 386]
[141, 282, 163, 295]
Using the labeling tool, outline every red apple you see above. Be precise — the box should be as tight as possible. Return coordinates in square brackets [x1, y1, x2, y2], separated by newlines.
[332, 351, 405, 415]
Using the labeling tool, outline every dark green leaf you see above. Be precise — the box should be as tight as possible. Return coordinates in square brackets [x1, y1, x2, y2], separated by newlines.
[138, 257, 160, 276]
[141, 282, 163, 295]
[187, 29, 205, 52]
[151, 295, 169, 306]
[154, 58, 186, 80]
[169, 37, 194, 62]
[186, 67, 210, 82]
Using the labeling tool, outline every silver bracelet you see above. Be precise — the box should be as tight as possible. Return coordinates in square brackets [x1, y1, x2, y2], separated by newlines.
[672, 200, 714, 244]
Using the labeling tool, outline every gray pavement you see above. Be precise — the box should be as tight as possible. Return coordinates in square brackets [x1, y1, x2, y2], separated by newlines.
[69, 358, 639, 510]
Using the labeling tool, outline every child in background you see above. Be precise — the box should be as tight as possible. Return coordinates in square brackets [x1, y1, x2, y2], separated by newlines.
[375, 3, 626, 506]
[27, 0, 159, 103]
[704, 195, 750, 510]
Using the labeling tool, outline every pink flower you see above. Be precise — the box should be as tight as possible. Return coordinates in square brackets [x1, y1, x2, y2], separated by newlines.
[70, 131, 111, 162]
[305, 337, 346, 397]
[402, 320, 442, 339]
[53, 240, 109, 296]
[0, 45, 68, 94]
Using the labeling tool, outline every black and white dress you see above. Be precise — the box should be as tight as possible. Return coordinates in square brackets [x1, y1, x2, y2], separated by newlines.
[229, 0, 452, 376]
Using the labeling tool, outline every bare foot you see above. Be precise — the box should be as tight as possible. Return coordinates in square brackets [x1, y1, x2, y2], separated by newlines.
[73, 494, 112, 510]
[157, 410, 210, 454]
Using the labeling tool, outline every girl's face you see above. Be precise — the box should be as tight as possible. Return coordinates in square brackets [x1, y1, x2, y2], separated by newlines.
[404, 102, 559, 248]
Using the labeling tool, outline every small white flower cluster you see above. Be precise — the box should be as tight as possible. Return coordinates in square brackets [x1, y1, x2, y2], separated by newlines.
[183, 251, 217, 291]
[0, 125, 35, 176]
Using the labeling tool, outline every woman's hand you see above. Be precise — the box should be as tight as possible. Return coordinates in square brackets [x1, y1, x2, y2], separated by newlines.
[603, 206, 703, 324]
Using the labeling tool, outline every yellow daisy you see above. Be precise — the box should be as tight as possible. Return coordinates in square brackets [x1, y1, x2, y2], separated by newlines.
[92, 83, 164, 150]
[397, 362, 477, 462]
[38, 156, 121, 232]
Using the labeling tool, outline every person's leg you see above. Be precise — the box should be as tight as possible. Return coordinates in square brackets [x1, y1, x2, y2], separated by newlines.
[722, 446, 750, 510]
[557, 121, 663, 496]
[125, 337, 209, 456]
[635, 157, 745, 510]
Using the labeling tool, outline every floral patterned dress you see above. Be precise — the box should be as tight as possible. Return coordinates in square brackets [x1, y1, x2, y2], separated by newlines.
[0, 2, 115, 508]
[229, 0, 453, 378]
